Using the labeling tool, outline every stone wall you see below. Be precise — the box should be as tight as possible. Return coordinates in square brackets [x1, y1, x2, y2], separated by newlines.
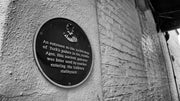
[0, 0, 9, 56]
[0, 0, 102, 101]
[97, 0, 171, 100]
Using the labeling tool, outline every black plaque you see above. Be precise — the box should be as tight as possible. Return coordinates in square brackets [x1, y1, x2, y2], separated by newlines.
[33, 18, 93, 88]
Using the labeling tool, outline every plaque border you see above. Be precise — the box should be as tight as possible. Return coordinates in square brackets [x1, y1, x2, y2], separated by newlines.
[33, 17, 94, 88]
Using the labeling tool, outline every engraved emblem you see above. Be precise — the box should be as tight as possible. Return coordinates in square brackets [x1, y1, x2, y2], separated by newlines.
[63, 23, 78, 43]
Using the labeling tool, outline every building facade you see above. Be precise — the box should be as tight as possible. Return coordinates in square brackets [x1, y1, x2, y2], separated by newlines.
[0, 0, 177, 101]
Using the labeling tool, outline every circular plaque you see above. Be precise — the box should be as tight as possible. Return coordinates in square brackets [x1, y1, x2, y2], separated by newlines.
[33, 18, 93, 88]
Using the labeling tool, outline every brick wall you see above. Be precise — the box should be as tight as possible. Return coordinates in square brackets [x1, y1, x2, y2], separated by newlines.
[97, 0, 171, 100]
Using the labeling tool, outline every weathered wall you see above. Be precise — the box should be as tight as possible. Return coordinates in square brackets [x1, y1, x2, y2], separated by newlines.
[0, 0, 102, 101]
[0, 0, 10, 57]
[97, 0, 171, 100]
